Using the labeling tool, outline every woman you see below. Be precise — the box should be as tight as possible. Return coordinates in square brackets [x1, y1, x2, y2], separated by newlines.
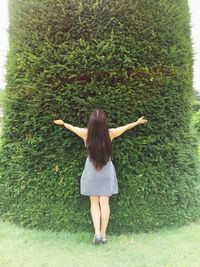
[53, 109, 148, 244]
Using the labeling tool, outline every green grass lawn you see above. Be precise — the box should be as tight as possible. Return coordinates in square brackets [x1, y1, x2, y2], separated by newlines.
[0, 219, 200, 267]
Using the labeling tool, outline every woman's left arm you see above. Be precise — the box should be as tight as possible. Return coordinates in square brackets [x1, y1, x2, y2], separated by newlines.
[53, 119, 87, 140]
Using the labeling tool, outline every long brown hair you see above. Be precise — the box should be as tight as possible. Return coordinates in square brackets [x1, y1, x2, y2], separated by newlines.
[86, 109, 112, 171]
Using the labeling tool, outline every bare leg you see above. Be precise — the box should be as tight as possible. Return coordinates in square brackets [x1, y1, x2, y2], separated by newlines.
[89, 196, 101, 236]
[99, 196, 110, 237]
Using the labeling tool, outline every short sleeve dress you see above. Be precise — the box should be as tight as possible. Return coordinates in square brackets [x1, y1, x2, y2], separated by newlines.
[80, 140, 119, 196]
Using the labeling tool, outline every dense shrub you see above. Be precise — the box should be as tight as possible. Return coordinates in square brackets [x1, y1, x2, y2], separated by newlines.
[192, 110, 200, 139]
[192, 100, 200, 112]
[0, 0, 199, 234]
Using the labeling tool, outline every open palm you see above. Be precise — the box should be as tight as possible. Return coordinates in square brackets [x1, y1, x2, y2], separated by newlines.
[137, 116, 148, 124]
[53, 119, 64, 125]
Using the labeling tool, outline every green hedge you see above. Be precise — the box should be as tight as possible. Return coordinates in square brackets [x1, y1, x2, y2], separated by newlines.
[193, 100, 200, 112]
[0, 0, 200, 234]
[192, 110, 200, 139]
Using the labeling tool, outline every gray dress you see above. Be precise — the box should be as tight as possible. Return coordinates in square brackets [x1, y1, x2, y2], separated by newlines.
[80, 141, 119, 196]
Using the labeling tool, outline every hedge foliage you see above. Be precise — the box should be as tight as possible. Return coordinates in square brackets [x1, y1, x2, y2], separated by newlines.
[0, 0, 200, 234]
[193, 100, 200, 112]
[192, 110, 200, 139]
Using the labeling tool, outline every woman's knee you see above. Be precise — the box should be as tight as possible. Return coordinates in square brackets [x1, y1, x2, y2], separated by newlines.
[99, 196, 110, 207]
[90, 196, 100, 206]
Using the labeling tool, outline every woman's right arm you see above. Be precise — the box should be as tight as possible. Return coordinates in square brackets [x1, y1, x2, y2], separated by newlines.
[109, 116, 148, 140]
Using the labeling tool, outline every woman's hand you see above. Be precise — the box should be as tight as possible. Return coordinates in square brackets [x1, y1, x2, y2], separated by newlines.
[53, 119, 64, 125]
[137, 116, 148, 125]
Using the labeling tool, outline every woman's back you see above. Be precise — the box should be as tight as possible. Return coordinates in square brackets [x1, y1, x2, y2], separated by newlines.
[81, 133, 118, 196]
[83, 129, 115, 146]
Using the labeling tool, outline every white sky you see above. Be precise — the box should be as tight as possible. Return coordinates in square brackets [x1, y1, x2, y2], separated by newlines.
[189, 0, 200, 95]
[0, 0, 200, 94]
[0, 0, 9, 90]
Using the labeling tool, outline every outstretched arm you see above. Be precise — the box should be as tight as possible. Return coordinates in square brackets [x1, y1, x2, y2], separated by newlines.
[109, 116, 148, 140]
[53, 119, 87, 140]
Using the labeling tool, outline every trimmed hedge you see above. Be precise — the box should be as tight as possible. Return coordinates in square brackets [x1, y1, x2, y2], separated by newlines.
[193, 100, 200, 112]
[192, 110, 200, 139]
[0, 0, 200, 234]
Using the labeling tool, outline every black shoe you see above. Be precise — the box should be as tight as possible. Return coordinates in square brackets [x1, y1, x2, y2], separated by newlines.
[92, 234, 102, 245]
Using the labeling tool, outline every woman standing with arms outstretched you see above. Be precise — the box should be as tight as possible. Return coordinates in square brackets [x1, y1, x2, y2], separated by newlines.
[53, 109, 148, 244]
